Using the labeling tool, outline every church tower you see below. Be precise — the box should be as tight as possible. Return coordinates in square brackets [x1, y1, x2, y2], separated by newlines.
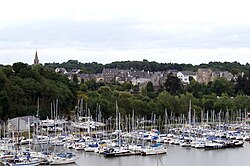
[34, 50, 39, 65]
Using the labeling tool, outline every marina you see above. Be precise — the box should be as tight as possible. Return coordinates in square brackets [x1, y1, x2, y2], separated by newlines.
[1, 115, 250, 166]
[1, 97, 250, 165]
[2, 0, 250, 165]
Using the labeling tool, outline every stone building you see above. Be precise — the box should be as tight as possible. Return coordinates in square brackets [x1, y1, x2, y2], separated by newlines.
[197, 68, 212, 84]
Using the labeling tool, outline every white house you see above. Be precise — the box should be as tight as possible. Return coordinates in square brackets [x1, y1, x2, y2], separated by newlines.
[131, 77, 151, 86]
[177, 71, 197, 84]
[55, 68, 68, 74]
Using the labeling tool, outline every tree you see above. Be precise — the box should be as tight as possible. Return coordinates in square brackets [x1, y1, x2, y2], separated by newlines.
[80, 83, 88, 92]
[164, 74, 182, 95]
[235, 75, 246, 94]
[156, 91, 175, 113]
[214, 94, 234, 112]
[72, 74, 78, 83]
[233, 94, 250, 110]
[0, 90, 9, 120]
[141, 87, 147, 96]
[146, 81, 156, 98]
[244, 78, 250, 95]
[122, 82, 133, 91]
[201, 93, 217, 111]
[187, 79, 203, 98]
[146, 81, 154, 93]
[211, 77, 235, 96]
[97, 86, 113, 98]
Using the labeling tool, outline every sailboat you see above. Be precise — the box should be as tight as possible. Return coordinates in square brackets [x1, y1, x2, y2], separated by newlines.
[49, 152, 78, 165]
[104, 102, 131, 157]
[140, 144, 167, 156]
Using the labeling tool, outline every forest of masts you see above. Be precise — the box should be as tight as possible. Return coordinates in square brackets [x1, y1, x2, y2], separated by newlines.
[75, 99, 249, 133]
[0, 98, 248, 137]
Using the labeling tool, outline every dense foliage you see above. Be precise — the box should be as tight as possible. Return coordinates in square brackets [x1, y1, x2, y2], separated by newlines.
[1, 61, 250, 122]
[79, 76, 250, 122]
[0, 63, 78, 120]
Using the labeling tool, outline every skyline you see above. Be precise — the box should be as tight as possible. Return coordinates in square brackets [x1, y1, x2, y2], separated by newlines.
[1, 0, 250, 65]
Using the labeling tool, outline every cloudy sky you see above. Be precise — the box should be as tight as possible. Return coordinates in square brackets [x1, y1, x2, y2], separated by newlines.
[1, 0, 250, 65]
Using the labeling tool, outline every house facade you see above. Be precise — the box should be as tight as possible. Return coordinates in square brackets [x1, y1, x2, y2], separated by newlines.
[197, 68, 212, 84]
[177, 71, 197, 84]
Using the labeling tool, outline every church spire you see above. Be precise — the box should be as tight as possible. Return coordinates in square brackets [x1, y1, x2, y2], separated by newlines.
[34, 50, 39, 65]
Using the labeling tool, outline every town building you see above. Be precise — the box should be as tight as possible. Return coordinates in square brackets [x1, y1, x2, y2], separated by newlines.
[177, 71, 197, 84]
[211, 71, 234, 81]
[102, 68, 120, 82]
[197, 68, 212, 84]
[55, 67, 68, 75]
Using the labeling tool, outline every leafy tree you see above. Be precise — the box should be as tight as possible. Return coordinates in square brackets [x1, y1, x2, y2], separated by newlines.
[156, 91, 175, 114]
[0, 90, 9, 120]
[187, 80, 203, 98]
[164, 74, 182, 95]
[201, 93, 217, 111]
[72, 74, 78, 83]
[214, 93, 234, 111]
[233, 94, 250, 110]
[211, 77, 235, 96]
[141, 87, 147, 96]
[146, 81, 154, 93]
[146, 81, 155, 98]
[235, 75, 247, 94]
[80, 83, 88, 92]
[244, 78, 250, 95]
[122, 82, 133, 91]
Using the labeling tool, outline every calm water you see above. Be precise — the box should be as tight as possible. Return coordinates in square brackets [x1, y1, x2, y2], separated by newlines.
[70, 142, 250, 166]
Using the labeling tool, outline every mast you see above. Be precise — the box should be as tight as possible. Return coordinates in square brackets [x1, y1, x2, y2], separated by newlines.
[164, 108, 168, 133]
[56, 99, 58, 120]
[36, 98, 39, 136]
[132, 109, 135, 132]
[193, 109, 196, 127]
[201, 110, 203, 125]
[36, 97, 39, 118]
[50, 102, 53, 120]
[28, 117, 31, 151]
[188, 99, 192, 127]
[118, 112, 121, 148]
[80, 98, 83, 117]
[116, 100, 119, 131]
[206, 111, 209, 125]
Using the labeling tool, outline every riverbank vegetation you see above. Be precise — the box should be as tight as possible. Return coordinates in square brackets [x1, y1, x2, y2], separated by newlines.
[1, 61, 250, 121]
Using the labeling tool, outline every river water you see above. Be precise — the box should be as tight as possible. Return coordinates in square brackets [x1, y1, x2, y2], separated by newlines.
[69, 142, 250, 166]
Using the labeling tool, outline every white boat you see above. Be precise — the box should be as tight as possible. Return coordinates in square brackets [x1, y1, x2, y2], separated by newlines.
[243, 135, 250, 141]
[128, 144, 143, 154]
[3, 156, 40, 166]
[104, 148, 131, 157]
[194, 142, 205, 149]
[204, 141, 225, 150]
[50, 153, 78, 165]
[73, 142, 85, 150]
[180, 141, 191, 147]
[94, 142, 109, 154]
[0, 151, 15, 160]
[226, 140, 244, 148]
[94, 146, 108, 154]
[140, 144, 167, 156]
[173, 139, 180, 145]
[84, 142, 99, 152]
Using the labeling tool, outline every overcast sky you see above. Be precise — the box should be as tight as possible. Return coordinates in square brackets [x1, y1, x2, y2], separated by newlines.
[1, 0, 250, 65]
